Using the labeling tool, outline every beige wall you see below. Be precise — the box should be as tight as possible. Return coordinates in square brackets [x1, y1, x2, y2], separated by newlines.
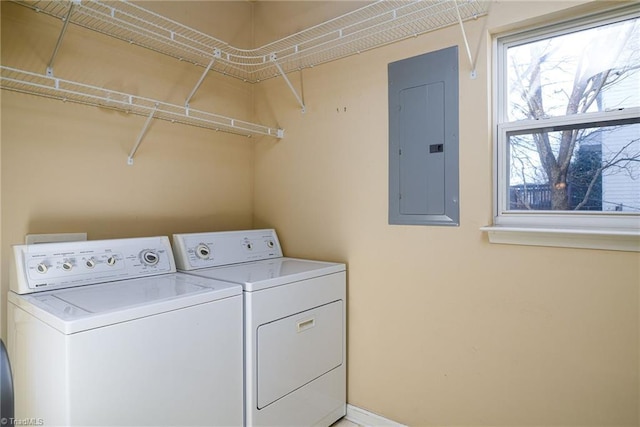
[135, 1, 253, 48]
[0, 2, 257, 337]
[251, 1, 370, 47]
[2, 1, 639, 426]
[253, 1, 639, 426]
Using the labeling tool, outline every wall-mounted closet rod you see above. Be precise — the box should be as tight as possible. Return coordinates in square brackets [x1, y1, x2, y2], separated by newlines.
[46, 1, 76, 76]
[271, 54, 305, 113]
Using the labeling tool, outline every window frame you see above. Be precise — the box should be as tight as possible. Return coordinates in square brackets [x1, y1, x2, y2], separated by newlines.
[485, 5, 640, 251]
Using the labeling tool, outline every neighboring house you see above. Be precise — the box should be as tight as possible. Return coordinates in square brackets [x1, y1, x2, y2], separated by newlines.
[600, 70, 640, 212]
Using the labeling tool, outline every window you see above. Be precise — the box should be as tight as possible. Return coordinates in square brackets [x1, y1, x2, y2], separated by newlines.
[486, 6, 640, 251]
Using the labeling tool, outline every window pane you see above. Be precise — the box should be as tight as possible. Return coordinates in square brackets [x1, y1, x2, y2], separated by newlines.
[506, 17, 640, 122]
[507, 121, 640, 212]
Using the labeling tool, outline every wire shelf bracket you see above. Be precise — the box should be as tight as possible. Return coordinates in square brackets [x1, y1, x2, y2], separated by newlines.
[185, 49, 221, 112]
[46, 1, 77, 76]
[127, 103, 158, 165]
[454, 0, 492, 79]
[454, 0, 474, 78]
[270, 53, 306, 113]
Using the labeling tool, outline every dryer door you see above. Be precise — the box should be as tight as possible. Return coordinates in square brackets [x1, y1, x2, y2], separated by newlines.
[257, 300, 343, 409]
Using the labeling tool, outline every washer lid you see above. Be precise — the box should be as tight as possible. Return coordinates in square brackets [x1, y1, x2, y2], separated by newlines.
[7, 273, 241, 334]
[187, 257, 345, 291]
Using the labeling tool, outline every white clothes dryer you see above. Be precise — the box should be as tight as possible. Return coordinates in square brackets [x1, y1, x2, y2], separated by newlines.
[172, 229, 346, 427]
[7, 236, 243, 427]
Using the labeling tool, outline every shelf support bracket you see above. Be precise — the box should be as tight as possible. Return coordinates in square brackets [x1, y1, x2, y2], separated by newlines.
[270, 53, 306, 113]
[454, 0, 477, 79]
[185, 49, 221, 113]
[46, 2, 76, 77]
[127, 103, 158, 165]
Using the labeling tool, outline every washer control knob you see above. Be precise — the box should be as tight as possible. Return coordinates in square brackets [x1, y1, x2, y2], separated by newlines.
[62, 261, 73, 271]
[246, 243, 253, 250]
[36, 263, 48, 274]
[141, 250, 160, 266]
[196, 244, 210, 259]
[85, 258, 96, 269]
[267, 240, 275, 249]
[106, 256, 117, 266]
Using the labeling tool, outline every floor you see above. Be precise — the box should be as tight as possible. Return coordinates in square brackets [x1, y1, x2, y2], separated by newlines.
[332, 417, 360, 427]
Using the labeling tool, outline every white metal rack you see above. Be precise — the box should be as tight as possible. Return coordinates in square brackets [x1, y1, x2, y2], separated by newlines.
[13, 0, 490, 107]
[0, 66, 284, 163]
[15, 0, 489, 83]
[3, 0, 490, 161]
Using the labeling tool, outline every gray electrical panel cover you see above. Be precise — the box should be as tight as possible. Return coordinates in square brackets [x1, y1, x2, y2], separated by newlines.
[388, 46, 459, 226]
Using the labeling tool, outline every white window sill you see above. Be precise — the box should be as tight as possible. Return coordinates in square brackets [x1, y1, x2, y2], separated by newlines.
[480, 226, 640, 252]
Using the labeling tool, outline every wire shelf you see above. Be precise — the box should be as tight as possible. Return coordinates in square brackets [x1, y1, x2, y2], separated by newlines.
[0, 66, 283, 139]
[14, 0, 490, 83]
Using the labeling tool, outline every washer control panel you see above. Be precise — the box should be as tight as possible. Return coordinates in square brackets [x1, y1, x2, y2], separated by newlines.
[11, 236, 176, 294]
[173, 229, 283, 270]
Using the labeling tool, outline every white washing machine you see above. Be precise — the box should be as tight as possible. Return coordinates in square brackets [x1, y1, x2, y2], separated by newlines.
[7, 236, 243, 427]
[172, 229, 346, 427]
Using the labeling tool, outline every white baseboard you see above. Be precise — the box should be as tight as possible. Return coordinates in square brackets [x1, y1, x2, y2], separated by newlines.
[345, 404, 407, 427]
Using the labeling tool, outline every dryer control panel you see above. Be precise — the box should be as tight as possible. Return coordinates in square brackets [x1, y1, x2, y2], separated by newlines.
[173, 229, 283, 270]
[11, 236, 176, 294]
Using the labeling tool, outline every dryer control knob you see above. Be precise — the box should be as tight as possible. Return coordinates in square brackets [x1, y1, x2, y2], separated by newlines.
[141, 250, 160, 266]
[196, 244, 211, 259]
[36, 263, 48, 274]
